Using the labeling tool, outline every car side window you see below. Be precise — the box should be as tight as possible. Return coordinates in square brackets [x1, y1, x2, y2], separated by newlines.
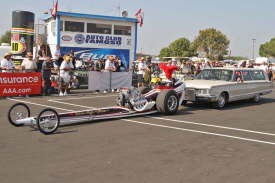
[241, 71, 252, 81]
[233, 71, 243, 82]
[249, 70, 266, 80]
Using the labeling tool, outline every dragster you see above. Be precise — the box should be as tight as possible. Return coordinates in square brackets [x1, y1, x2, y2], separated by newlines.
[8, 79, 186, 135]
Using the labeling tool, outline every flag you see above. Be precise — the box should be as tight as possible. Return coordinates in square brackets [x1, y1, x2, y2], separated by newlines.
[51, 0, 58, 18]
[135, 8, 144, 27]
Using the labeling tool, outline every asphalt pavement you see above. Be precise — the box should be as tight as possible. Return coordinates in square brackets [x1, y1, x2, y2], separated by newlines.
[1, 88, 275, 183]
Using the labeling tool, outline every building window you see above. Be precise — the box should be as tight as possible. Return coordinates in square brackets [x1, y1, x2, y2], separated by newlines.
[87, 23, 112, 34]
[65, 21, 84, 32]
[114, 25, 131, 36]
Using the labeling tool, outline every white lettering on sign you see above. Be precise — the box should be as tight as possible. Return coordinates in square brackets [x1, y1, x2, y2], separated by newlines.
[0, 76, 39, 84]
[3, 88, 32, 94]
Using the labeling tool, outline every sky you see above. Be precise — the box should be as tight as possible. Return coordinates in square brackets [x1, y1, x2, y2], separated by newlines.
[1, 0, 275, 58]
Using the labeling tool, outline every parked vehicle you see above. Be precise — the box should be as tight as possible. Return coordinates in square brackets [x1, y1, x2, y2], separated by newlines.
[184, 68, 273, 109]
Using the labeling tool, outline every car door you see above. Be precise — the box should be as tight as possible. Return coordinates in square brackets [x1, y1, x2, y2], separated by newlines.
[249, 70, 272, 94]
[229, 70, 246, 101]
[240, 70, 255, 99]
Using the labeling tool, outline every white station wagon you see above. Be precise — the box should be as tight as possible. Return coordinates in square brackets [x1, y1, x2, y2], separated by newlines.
[184, 68, 273, 108]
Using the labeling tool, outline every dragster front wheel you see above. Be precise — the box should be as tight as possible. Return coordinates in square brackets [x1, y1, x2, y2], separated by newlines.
[8, 103, 30, 127]
[37, 108, 60, 135]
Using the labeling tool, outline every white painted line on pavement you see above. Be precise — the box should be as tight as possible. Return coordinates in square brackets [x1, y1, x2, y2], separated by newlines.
[49, 98, 275, 138]
[123, 119, 275, 146]
[8, 98, 74, 112]
[10, 98, 275, 146]
[152, 117, 275, 137]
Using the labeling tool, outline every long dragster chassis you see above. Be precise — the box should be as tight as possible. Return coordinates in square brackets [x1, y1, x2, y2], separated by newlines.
[8, 82, 186, 135]
[8, 103, 158, 135]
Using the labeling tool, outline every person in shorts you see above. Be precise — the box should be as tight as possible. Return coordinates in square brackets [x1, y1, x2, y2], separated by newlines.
[59, 55, 73, 96]
[42, 57, 53, 96]
[137, 57, 148, 88]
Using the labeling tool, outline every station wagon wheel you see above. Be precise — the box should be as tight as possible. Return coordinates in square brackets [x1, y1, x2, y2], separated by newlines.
[37, 108, 60, 135]
[252, 94, 261, 103]
[8, 103, 30, 127]
[213, 93, 227, 109]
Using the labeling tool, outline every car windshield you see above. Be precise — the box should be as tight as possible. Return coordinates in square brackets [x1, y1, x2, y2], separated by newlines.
[195, 69, 233, 81]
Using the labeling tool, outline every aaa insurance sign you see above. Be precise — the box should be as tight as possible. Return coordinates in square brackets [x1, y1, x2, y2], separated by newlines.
[0, 73, 42, 96]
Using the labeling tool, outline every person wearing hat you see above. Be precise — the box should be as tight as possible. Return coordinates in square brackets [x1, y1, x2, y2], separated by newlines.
[21, 52, 37, 73]
[1, 52, 15, 73]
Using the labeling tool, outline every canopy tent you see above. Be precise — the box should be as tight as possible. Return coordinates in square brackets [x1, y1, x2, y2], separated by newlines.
[255, 57, 268, 64]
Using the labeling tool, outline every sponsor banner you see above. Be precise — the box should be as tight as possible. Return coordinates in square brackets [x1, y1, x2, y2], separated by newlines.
[88, 71, 132, 91]
[61, 47, 130, 70]
[0, 72, 42, 96]
[60, 33, 132, 49]
[73, 34, 122, 46]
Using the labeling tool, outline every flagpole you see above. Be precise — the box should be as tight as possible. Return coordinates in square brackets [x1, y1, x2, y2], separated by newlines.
[141, 11, 144, 55]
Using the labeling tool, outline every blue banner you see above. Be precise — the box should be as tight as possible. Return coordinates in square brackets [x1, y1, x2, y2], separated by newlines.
[61, 47, 130, 70]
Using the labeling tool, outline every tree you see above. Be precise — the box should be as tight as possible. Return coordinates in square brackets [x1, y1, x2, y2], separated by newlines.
[0, 31, 11, 44]
[159, 47, 171, 58]
[193, 28, 230, 60]
[259, 38, 275, 57]
[159, 37, 195, 58]
[169, 38, 194, 57]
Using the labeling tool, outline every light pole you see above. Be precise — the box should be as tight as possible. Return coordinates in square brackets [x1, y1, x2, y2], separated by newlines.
[252, 38, 256, 59]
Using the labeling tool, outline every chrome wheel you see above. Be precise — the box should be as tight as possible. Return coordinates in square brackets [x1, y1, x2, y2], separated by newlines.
[214, 93, 227, 109]
[167, 95, 178, 111]
[253, 94, 260, 103]
[218, 95, 226, 108]
[37, 109, 60, 135]
[8, 103, 30, 127]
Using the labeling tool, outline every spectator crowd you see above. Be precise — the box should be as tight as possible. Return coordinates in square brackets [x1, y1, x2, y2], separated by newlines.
[0, 45, 125, 97]
[133, 57, 275, 87]
[1, 48, 275, 98]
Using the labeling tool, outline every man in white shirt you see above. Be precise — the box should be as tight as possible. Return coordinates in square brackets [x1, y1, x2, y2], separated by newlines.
[1, 52, 15, 73]
[103, 56, 116, 93]
[105, 56, 116, 72]
[59, 55, 74, 96]
[137, 57, 148, 87]
[21, 52, 37, 73]
[259, 63, 268, 73]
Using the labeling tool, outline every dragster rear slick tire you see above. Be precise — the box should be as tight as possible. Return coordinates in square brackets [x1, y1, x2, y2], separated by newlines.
[37, 108, 60, 135]
[156, 90, 179, 115]
[8, 103, 30, 127]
